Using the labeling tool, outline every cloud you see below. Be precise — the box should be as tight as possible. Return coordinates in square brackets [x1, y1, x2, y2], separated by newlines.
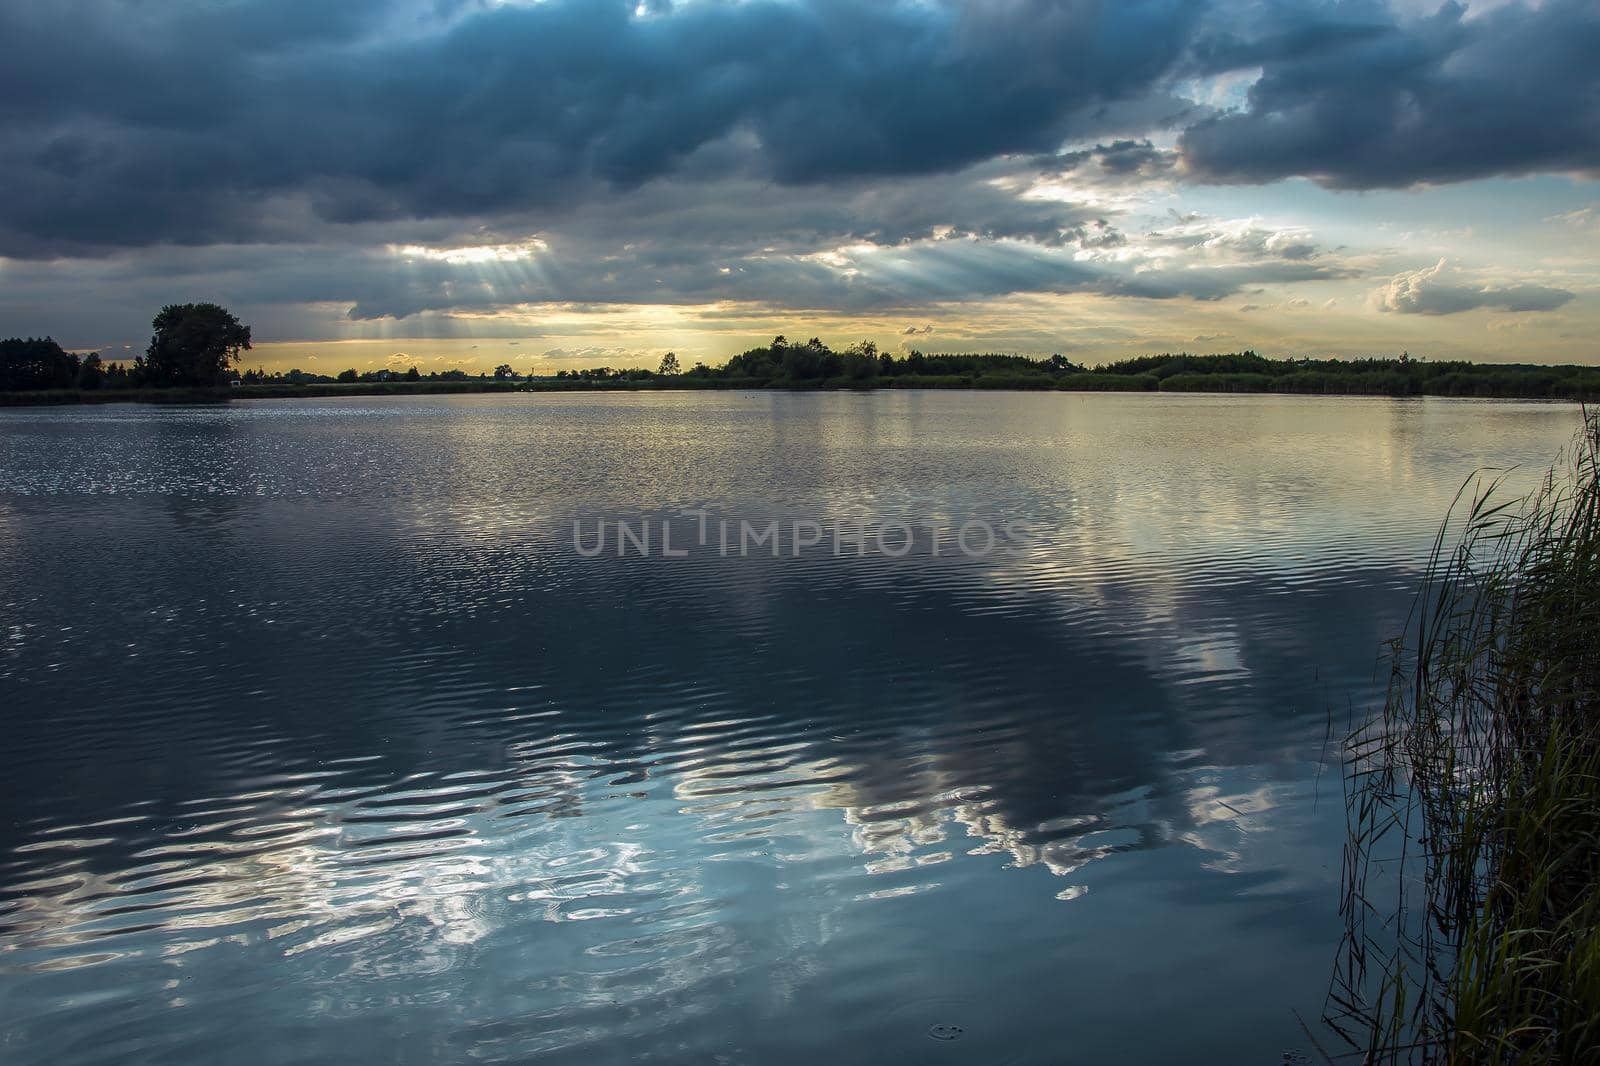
[0, 188, 1365, 347]
[1371, 259, 1575, 315]
[16, 0, 1588, 261]
[1049, 139, 1182, 185]
[1, 0, 1595, 354]
[1547, 206, 1599, 231]
[1180, 0, 1600, 188]
[1140, 211, 1324, 258]
[0, 0, 1206, 257]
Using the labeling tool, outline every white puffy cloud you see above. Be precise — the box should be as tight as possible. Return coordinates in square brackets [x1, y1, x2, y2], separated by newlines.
[1370, 259, 1575, 315]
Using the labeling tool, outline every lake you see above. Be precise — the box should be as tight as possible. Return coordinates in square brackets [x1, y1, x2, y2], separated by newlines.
[0, 392, 1583, 1065]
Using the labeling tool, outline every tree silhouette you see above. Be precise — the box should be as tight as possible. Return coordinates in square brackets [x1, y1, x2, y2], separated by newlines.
[145, 304, 251, 387]
[0, 338, 78, 390]
[76, 352, 105, 390]
[658, 351, 680, 376]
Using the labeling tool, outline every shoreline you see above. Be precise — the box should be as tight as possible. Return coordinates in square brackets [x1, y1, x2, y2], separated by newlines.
[5, 376, 1600, 407]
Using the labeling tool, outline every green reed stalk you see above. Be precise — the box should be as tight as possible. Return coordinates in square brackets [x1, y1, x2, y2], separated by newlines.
[1328, 411, 1600, 1064]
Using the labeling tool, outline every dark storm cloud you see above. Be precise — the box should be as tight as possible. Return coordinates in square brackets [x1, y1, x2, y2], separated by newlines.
[0, 0, 1204, 257]
[3, 0, 1595, 258]
[1050, 140, 1181, 185]
[1180, 0, 1600, 188]
[3, 0, 1596, 341]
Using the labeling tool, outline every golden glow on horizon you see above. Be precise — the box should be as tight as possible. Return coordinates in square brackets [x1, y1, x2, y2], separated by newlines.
[235, 285, 1597, 376]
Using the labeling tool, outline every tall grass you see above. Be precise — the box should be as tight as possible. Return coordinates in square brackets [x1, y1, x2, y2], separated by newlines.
[1329, 411, 1600, 1063]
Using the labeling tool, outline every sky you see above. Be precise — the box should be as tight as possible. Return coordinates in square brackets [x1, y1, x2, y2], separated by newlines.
[1, 0, 1596, 373]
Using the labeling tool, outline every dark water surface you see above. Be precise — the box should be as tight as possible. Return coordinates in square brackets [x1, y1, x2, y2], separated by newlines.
[0, 393, 1583, 1064]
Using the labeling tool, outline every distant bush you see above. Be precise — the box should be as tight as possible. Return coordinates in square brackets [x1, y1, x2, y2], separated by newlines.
[886, 374, 973, 389]
[1054, 373, 1157, 392]
[971, 373, 1057, 390]
[1159, 372, 1271, 393]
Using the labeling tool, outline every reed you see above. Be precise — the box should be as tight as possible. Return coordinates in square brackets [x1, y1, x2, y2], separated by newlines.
[1329, 411, 1600, 1063]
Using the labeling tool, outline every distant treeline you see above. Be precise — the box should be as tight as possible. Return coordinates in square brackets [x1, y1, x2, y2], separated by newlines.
[1083, 350, 1600, 399]
[551, 337, 1600, 400]
[0, 338, 116, 392]
[6, 333, 1600, 402]
[2, 305, 251, 398]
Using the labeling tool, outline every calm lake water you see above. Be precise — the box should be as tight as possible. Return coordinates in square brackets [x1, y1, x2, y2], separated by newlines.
[0, 392, 1584, 1065]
